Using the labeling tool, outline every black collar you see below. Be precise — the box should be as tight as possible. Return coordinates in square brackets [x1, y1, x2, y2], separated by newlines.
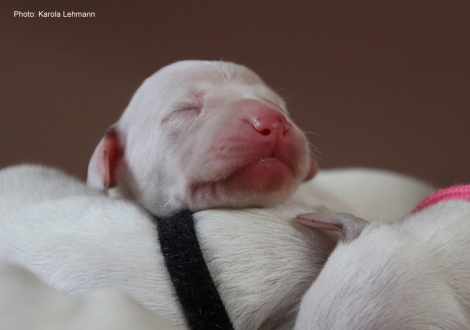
[156, 210, 234, 330]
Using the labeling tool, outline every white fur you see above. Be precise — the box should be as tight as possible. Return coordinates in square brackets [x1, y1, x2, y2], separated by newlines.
[88, 60, 314, 217]
[0, 259, 175, 330]
[295, 200, 470, 330]
[0, 165, 432, 329]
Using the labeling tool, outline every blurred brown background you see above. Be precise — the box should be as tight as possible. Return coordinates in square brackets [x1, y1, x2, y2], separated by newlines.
[1, 1, 469, 187]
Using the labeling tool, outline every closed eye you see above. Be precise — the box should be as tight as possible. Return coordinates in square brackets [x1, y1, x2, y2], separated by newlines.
[161, 104, 201, 124]
[175, 106, 201, 114]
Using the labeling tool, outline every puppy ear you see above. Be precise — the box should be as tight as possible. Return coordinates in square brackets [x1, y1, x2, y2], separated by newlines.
[304, 159, 318, 181]
[296, 212, 369, 243]
[87, 128, 124, 190]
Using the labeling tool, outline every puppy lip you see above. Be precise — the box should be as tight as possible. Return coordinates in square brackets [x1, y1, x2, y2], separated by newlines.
[189, 156, 296, 191]
[188, 156, 298, 212]
[219, 156, 293, 181]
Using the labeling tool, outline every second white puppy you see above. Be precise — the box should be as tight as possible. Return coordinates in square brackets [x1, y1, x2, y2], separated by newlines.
[295, 186, 470, 330]
[87, 60, 316, 217]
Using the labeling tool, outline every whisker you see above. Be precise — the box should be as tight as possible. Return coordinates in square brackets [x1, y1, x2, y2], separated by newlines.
[303, 131, 320, 137]
[307, 141, 323, 161]
[163, 199, 173, 209]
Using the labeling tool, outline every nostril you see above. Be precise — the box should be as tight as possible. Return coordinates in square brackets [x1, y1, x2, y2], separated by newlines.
[259, 128, 271, 136]
[252, 113, 289, 137]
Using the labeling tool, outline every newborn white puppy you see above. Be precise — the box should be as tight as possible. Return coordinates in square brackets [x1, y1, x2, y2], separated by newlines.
[295, 186, 470, 330]
[88, 60, 316, 216]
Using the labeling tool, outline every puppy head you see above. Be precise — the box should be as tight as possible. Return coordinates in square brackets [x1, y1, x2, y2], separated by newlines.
[88, 60, 317, 216]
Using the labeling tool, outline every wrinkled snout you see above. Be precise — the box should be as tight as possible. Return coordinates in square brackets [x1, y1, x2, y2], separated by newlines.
[210, 98, 308, 166]
[190, 97, 312, 208]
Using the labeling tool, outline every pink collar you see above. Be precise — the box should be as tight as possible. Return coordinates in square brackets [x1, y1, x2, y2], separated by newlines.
[413, 185, 470, 213]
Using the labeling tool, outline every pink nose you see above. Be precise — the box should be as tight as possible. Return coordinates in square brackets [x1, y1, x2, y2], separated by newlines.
[252, 113, 290, 137]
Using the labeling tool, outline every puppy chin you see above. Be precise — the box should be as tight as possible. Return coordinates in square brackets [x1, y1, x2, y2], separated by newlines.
[188, 189, 293, 214]
[187, 163, 302, 212]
